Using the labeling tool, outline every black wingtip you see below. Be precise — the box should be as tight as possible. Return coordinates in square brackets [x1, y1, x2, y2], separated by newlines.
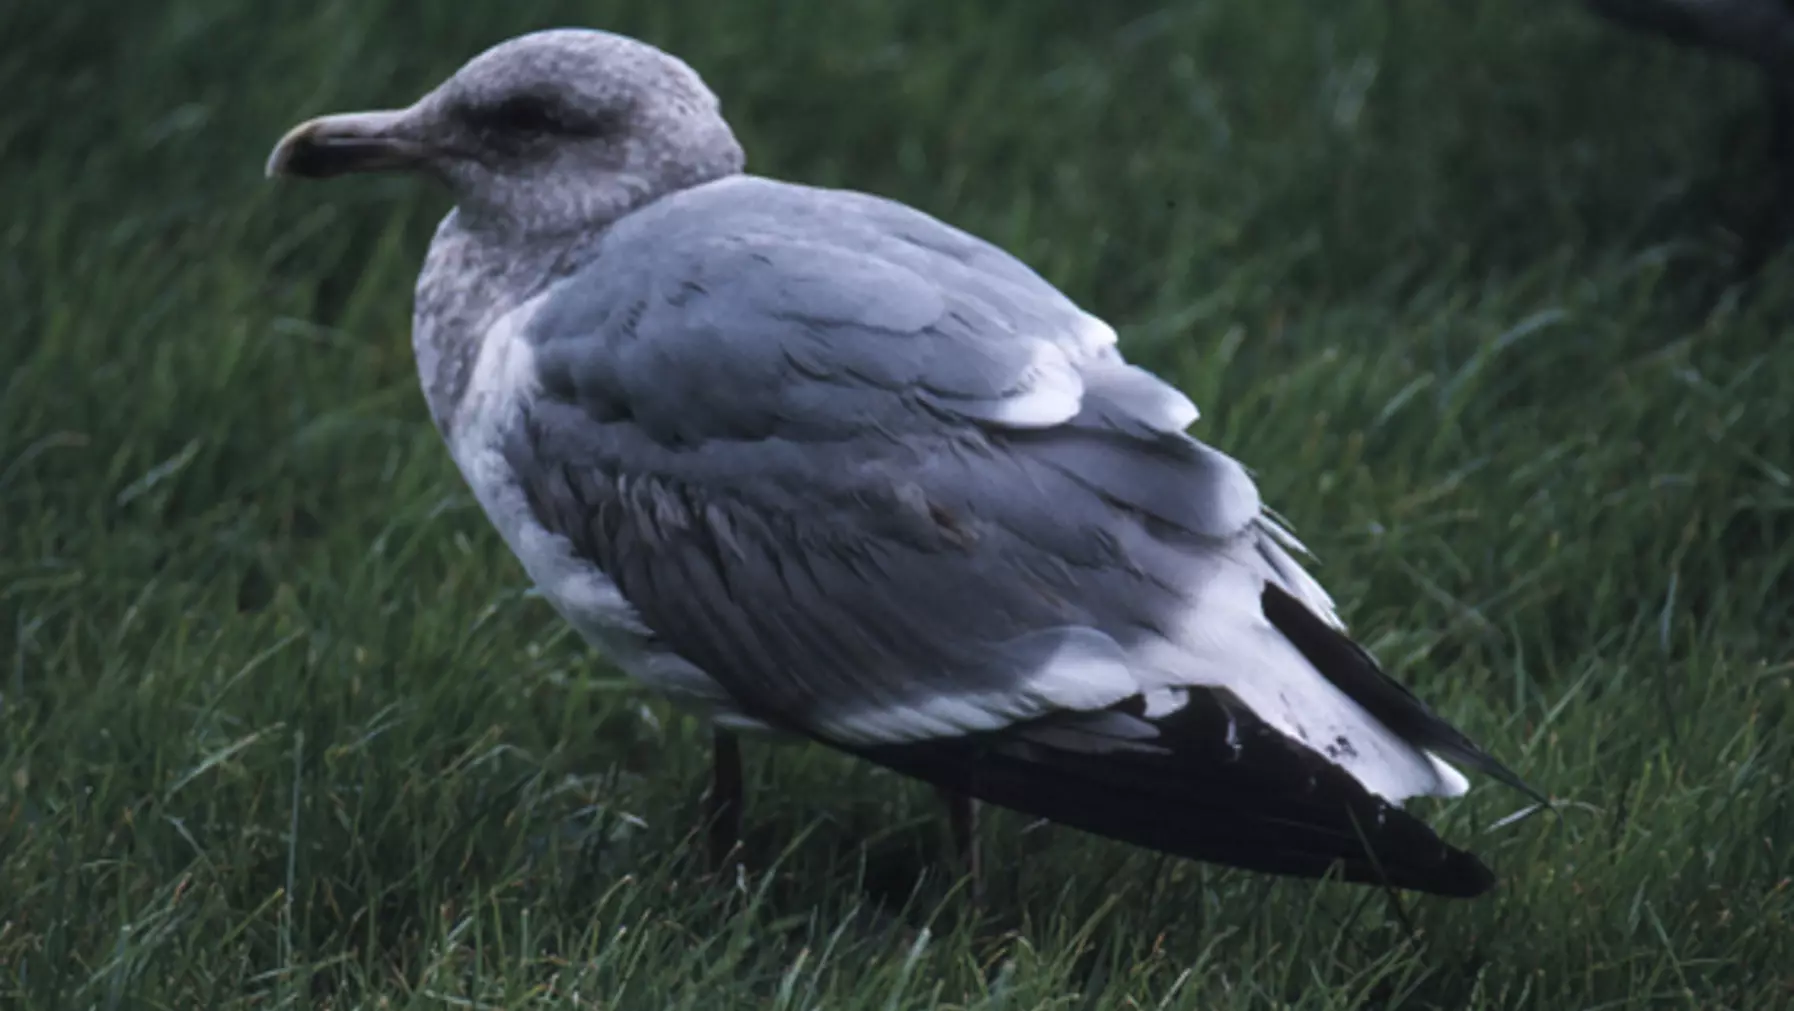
[850, 689, 1501, 900]
[1341, 799, 1497, 899]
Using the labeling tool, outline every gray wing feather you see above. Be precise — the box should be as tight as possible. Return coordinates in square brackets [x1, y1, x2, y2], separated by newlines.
[509, 177, 1277, 743]
[508, 402, 1169, 740]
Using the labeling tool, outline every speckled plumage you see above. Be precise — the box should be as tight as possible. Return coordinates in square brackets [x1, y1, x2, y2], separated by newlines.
[406, 30, 745, 435]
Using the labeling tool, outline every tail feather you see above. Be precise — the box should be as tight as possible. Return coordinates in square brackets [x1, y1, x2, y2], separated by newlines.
[1260, 581, 1548, 807]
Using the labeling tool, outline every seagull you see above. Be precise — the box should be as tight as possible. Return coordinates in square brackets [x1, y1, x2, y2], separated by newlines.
[265, 27, 1539, 899]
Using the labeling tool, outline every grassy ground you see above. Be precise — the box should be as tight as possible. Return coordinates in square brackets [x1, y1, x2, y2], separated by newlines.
[4, 0, 1792, 1007]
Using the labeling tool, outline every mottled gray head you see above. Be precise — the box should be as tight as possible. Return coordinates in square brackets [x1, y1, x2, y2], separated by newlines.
[266, 28, 745, 235]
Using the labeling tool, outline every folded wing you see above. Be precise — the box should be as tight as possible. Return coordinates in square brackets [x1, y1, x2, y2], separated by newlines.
[504, 176, 1532, 896]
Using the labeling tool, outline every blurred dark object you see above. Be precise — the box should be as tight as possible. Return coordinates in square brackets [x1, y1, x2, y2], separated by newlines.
[1586, 0, 1794, 272]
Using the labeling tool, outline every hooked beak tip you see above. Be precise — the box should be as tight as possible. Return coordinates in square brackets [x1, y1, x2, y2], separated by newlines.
[264, 110, 426, 181]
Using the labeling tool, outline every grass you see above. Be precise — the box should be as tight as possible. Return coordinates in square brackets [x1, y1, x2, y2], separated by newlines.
[3, 0, 1792, 1006]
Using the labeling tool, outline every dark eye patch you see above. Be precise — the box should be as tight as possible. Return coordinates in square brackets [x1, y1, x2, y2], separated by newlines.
[454, 89, 631, 162]
[470, 93, 569, 135]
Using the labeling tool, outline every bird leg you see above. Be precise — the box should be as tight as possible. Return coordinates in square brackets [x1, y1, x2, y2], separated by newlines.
[708, 726, 743, 869]
[936, 786, 983, 905]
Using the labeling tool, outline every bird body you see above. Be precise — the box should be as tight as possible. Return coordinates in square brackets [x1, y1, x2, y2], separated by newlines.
[266, 27, 1538, 898]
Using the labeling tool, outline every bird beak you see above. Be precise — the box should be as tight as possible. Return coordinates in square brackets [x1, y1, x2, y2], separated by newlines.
[264, 109, 429, 179]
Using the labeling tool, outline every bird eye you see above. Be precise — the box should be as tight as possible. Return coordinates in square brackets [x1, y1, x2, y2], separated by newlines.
[477, 94, 567, 135]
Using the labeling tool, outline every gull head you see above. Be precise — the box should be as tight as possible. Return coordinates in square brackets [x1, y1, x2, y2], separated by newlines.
[265, 28, 745, 235]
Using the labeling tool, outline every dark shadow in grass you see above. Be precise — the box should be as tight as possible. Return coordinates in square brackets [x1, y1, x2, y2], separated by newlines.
[1583, 0, 1794, 275]
[1641, 98, 1794, 299]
